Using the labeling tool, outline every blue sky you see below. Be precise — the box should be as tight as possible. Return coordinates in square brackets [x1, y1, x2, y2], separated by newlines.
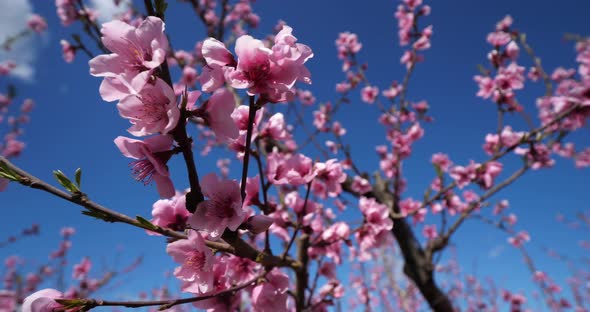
[1, 0, 589, 310]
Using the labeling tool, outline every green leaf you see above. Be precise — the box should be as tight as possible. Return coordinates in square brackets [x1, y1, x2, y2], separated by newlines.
[0, 162, 19, 181]
[53, 170, 79, 193]
[82, 210, 114, 223]
[55, 298, 87, 309]
[136, 216, 158, 231]
[74, 168, 82, 187]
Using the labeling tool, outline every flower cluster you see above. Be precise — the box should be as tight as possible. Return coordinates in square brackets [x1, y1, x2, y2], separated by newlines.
[200, 25, 313, 103]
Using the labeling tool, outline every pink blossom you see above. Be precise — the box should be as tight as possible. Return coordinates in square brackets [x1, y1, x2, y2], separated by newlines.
[474, 75, 494, 99]
[500, 126, 526, 147]
[431, 153, 452, 171]
[187, 268, 240, 310]
[188, 173, 244, 239]
[190, 88, 239, 141]
[199, 37, 236, 92]
[515, 144, 554, 169]
[336, 82, 351, 93]
[21, 99, 34, 113]
[351, 176, 372, 194]
[260, 113, 290, 141]
[496, 15, 513, 31]
[483, 133, 500, 155]
[395, 5, 414, 46]
[528, 67, 541, 81]
[493, 200, 509, 215]
[383, 82, 402, 99]
[359, 197, 393, 233]
[336, 32, 362, 58]
[114, 135, 175, 198]
[449, 161, 478, 188]
[166, 231, 214, 294]
[202, 25, 313, 103]
[55, 0, 78, 26]
[400, 198, 422, 217]
[504, 213, 518, 226]
[505, 41, 519, 60]
[72, 257, 91, 280]
[22, 288, 63, 312]
[314, 159, 347, 197]
[319, 262, 337, 280]
[361, 86, 379, 104]
[89, 17, 168, 80]
[245, 214, 274, 234]
[423, 224, 438, 239]
[331, 121, 346, 137]
[321, 222, 351, 243]
[178, 66, 198, 88]
[150, 192, 190, 233]
[476, 161, 503, 189]
[251, 268, 289, 312]
[2, 139, 25, 158]
[487, 31, 511, 46]
[508, 231, 530, 247]
[27, 14, 47, 33]
[575, 148, 590, 168]
[551, 67, 576, 81]
[298, 90, 316, 105]
[0, 290, 16, 312]
[116, 74, 179, 136]
[266, 151, 316, 186]
[228, 105, 264, 157]
[413, 25, 433, 51]
[61, 227, 76, 237]
[496, 63, 526, 92]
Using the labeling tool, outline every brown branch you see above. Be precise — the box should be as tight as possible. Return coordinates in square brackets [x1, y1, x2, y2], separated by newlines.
[67, 273, 263, 310]
[0, 157, 298, 269]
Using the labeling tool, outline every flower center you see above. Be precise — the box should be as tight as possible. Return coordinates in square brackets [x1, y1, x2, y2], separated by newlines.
[129, 159, 156, 185]
[185, 251, 206, 271]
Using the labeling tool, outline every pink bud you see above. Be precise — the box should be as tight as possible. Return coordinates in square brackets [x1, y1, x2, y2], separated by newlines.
[246, 215, 274, 234]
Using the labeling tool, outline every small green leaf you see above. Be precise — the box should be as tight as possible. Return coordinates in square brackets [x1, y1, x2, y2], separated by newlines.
[0, 162, 19, 181]
[55, 298, 86, 309]
[136, 216, 158, 231]
[74, 168, 82, 187]
[53, 170, 80, 193]
[82, 210, 114, 223]
[53, 170, 79, 193]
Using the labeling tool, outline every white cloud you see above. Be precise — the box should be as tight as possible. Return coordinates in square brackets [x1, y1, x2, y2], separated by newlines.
[487, 244, 505, 259]
[0, 0, 36, 81]
[90, 0, 130, 24]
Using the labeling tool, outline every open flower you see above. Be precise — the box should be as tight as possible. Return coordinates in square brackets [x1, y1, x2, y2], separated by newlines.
[22, 289, 63, 312]
[117, 73, 180, 136]
[166, 231, 214, 294]
[252, 268, 290, 312]
[150, 191, 190, 233]
[188, 173, 244, 239]
[189, 88, 239, 141]
[89, 16, 168, 79]
[114, 135, 175, 198]
[266, 151, 315, 186]
[200, 25, 313, 103]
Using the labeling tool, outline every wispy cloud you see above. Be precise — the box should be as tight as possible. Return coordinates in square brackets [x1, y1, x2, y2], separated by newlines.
[488, 244, 505, 259]
[90, 0, 130, 24]
[0, 0, 36, 81]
